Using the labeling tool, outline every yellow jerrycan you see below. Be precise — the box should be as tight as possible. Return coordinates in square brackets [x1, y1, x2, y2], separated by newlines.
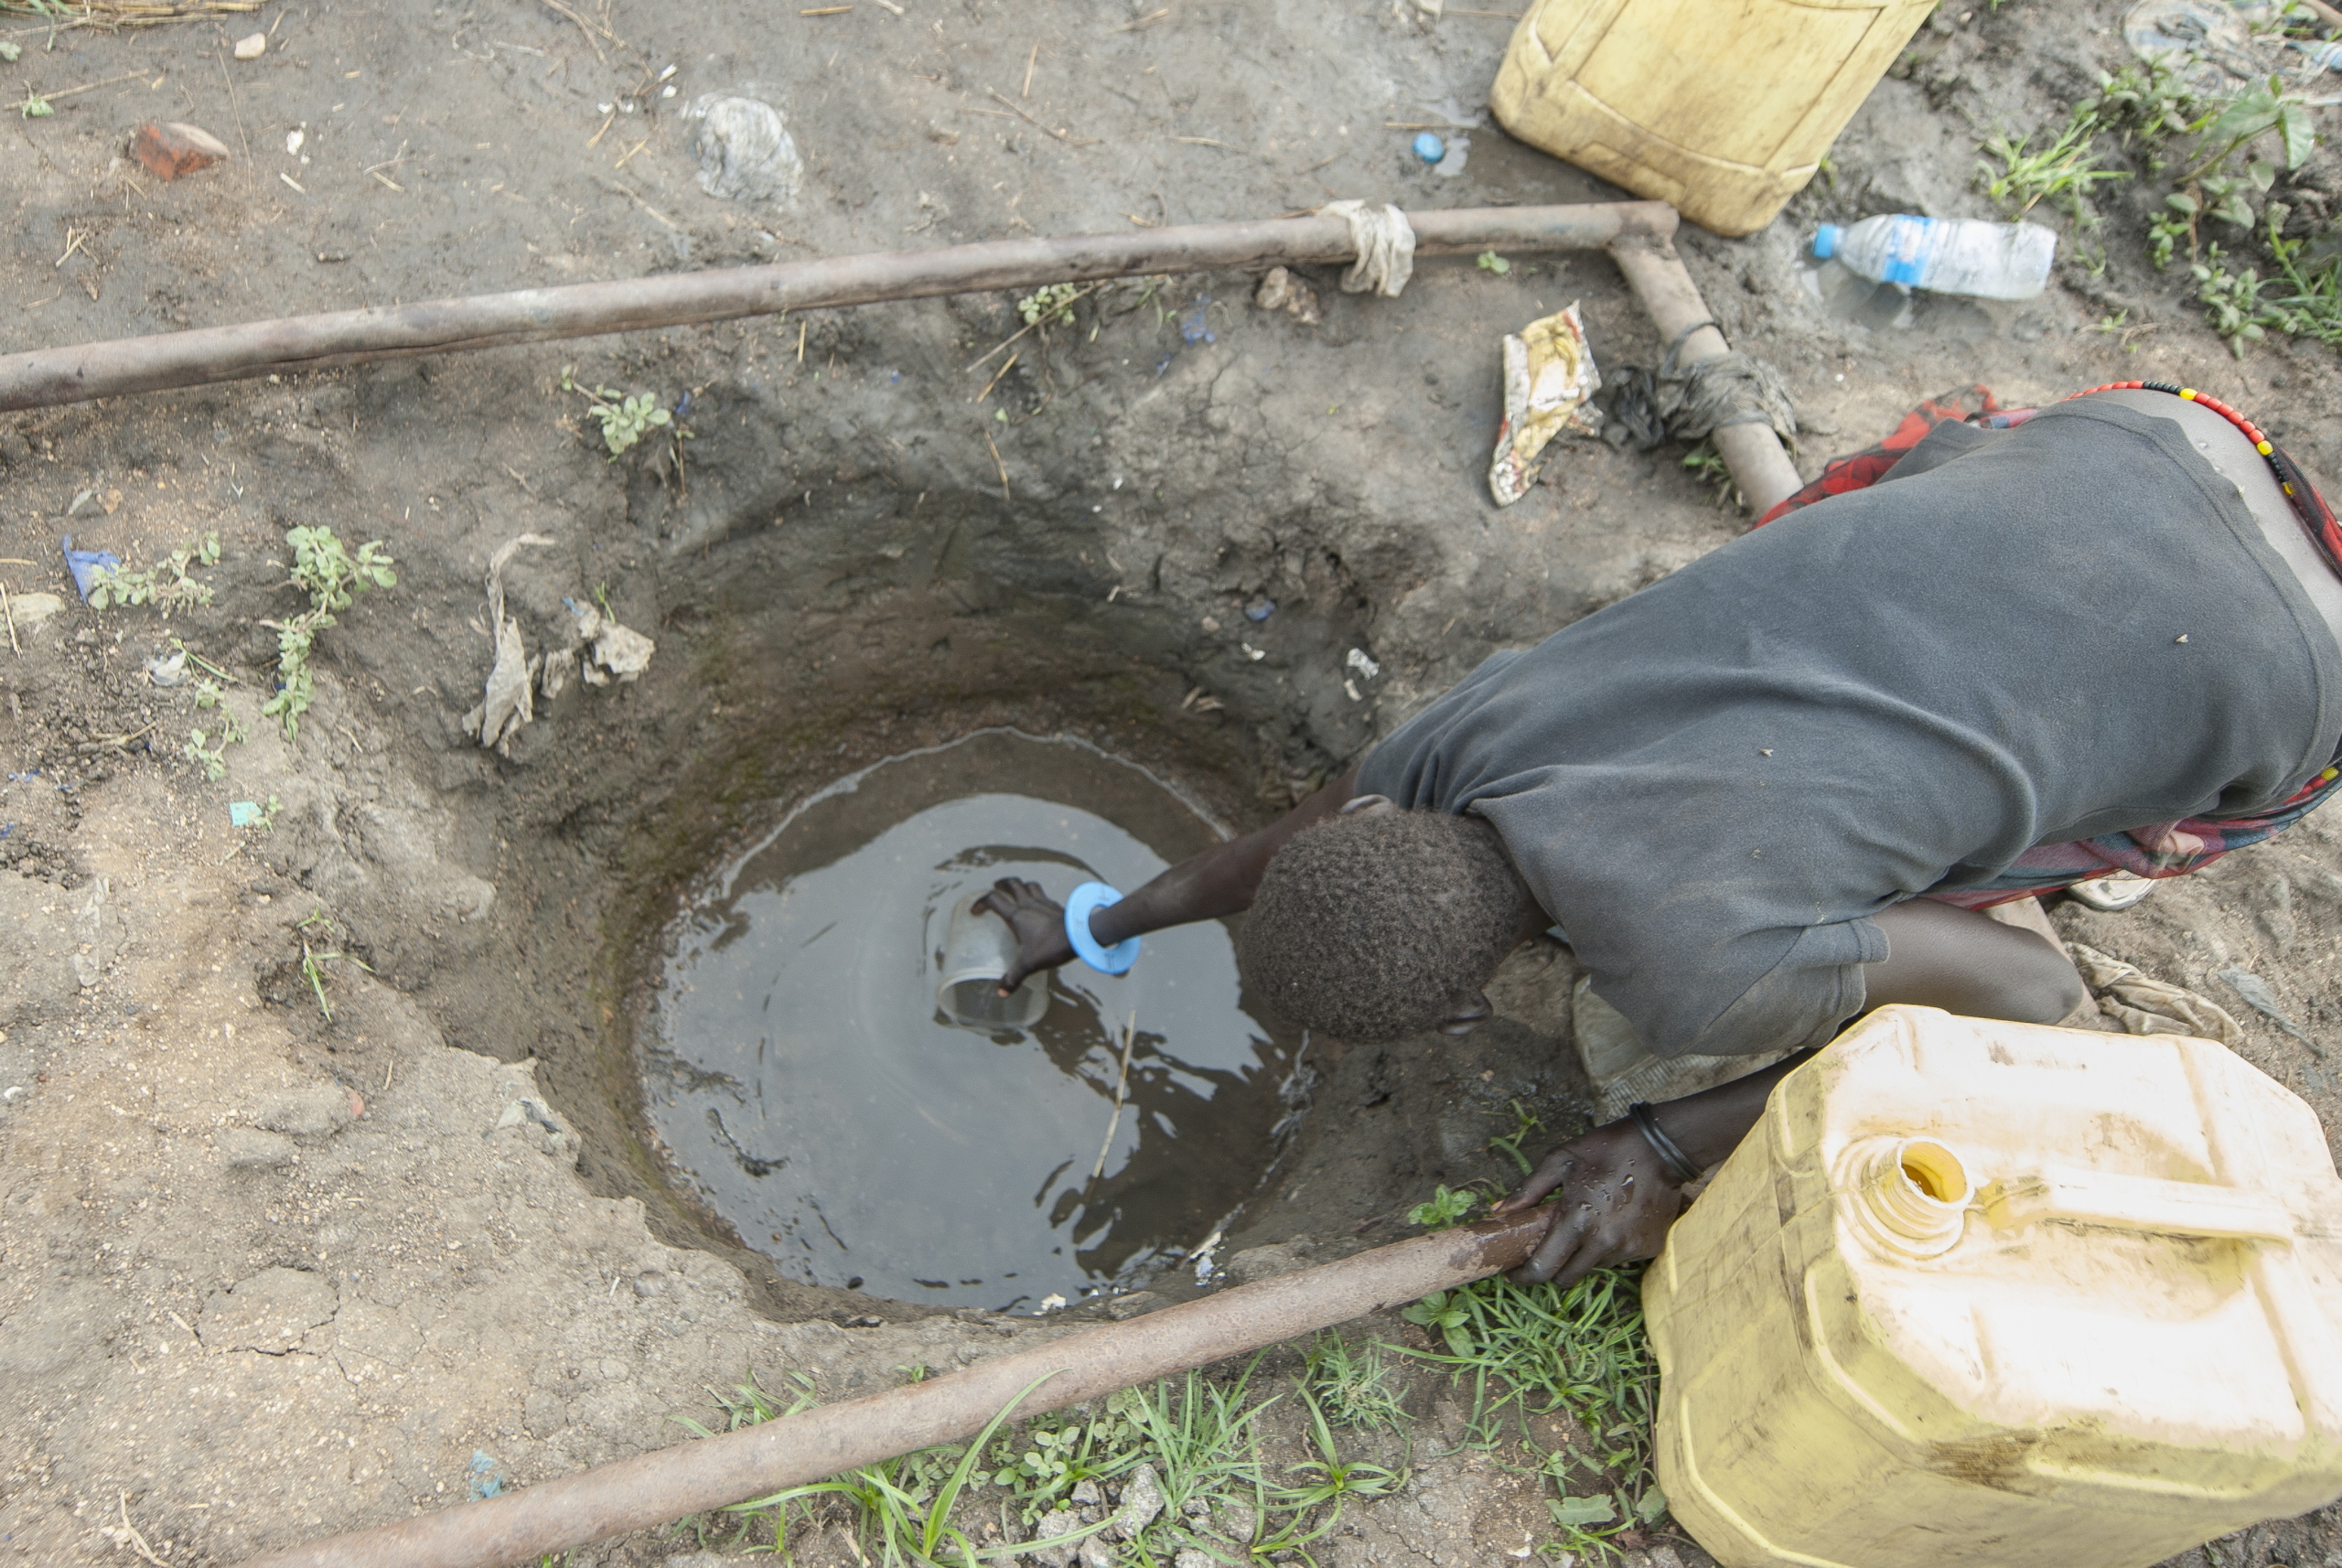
[1642, 1004, 2342, 1568]
[1489, 0, 1936, 237]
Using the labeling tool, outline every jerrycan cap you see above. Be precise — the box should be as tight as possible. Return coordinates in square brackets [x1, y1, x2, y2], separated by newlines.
[1843, 1136, 1972, 1258]
[1811, 223, 1842, 260]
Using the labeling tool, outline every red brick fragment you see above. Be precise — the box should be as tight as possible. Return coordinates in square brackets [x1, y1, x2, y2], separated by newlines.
[132, 122, 231, 181]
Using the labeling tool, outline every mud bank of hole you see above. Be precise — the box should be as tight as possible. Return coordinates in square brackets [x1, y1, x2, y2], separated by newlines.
[465, 455, 1387, 1326]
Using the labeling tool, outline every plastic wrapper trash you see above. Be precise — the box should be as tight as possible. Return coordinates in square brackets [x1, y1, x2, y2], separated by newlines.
[2069, 942, 2243, 1044]
[1488, 302, 1602, 507]
[464, 533, 554, 752]
[573, 602, 655, 685]
[61, 536, 120, 602]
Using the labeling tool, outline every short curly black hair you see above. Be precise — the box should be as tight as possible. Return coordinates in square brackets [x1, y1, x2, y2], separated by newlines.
[1237, 810, 1534, 1042]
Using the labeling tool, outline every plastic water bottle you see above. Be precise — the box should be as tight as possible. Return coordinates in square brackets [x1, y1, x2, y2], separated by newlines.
[1810, 215, 2056, 301]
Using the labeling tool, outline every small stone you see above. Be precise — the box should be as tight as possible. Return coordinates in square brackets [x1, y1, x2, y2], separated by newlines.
[218, 1126, 298, 1169]
[1252, 266, 1322, 327]
[231, 32, 266, 59]
[1069, 1479, 1103, 1507]
[253, 1083, 360, 1139]
[1030, 1509, 1080, 1568]
[1109, 1465, 1165, 1541]
[5, 592, 64, 632]
[132, 122, 231, 181]
[1176, 1552, 1216, 1568]
[1077, 1533, 1118, 1568]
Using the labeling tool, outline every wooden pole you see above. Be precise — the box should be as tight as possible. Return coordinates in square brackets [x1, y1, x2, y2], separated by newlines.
[0, 203, 1678, 413]
[0, 199, 1804, 515]
[238, 1212, 1550, 1568]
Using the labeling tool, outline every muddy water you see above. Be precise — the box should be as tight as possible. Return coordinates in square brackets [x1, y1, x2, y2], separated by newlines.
[641, 731, 1302, 1312]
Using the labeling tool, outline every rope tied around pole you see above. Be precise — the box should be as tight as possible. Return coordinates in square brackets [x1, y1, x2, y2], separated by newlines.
[1601, 320, 1799, 452]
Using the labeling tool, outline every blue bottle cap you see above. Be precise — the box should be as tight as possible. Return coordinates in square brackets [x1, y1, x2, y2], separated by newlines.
[1412, 131, 1446, 166]
[1812, 224, 1842, 260]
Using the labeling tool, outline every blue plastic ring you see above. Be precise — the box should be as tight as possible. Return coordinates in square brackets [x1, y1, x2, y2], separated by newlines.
[1065, 882, 1141, 975]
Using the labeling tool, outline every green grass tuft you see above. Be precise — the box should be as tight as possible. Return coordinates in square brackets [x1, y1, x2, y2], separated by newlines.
[1395, 1268, 1663, 1563]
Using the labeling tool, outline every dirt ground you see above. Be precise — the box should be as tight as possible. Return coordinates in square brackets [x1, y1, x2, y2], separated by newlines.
[4, 1, 2342, 1564]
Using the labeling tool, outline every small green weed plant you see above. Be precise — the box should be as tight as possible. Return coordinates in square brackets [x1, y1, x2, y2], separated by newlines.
[1406, 1185, 1479, 1231]
[990, 1404, 1149, 1520]
[295, 908, 371, 1022]
[264, 525, 396, 741]
[1017, 282, 1080, 328]
[1682, 442, 1741, 510]
[184, 682, 248, 781]
[1486, 1099, 1543, 1176]
[1302, 1334, 1410, 1434]
[561, 368, 673, 457]
[1399, 1268, 1665, 1562]
[1984, 62, 2333, 355]
[2074, 60, 2197, 163]
[85, 532, 220, 616]
[1977, 118, 2127, 219]
[682, 1354, 1415, 1565]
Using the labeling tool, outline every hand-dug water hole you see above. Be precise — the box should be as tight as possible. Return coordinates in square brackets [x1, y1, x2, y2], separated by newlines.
[640, 730, 1303, 1312]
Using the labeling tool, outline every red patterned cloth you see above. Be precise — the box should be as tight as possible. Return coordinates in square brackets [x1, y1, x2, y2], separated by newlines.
[1931, 761, 2342, 909]
[1754, 386, 2001, 528]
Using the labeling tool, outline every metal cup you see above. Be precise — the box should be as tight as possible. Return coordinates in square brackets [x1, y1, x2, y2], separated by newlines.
[935, 892, 1047, 1031]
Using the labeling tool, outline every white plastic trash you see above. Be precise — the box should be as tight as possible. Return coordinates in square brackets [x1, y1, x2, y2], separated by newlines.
[935, 893, 1047, 1032]
[1811, 215, 2057, 301]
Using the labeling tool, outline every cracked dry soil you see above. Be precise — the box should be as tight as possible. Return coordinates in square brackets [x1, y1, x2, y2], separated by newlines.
[3, 2, 2342, 1565]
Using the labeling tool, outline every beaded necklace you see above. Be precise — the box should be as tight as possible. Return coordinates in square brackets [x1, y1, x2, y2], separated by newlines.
[2073, 379, 2342, 574]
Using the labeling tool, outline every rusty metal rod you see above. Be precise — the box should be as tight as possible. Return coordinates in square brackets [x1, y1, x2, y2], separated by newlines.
[0, 203, 1677, 413]
[240, 1212, 1549, 1568]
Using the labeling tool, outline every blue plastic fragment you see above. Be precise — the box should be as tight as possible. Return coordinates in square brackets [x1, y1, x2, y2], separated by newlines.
[672, 390, 692, 421]
[1244, 598, 1276, 623]
[467, 1450, 505, 1501]
[62, 535, 120, 602]
[1413, 131, 1446, 165]
[229, 801, 262, 828]
[1179, 295, 1215, 346]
